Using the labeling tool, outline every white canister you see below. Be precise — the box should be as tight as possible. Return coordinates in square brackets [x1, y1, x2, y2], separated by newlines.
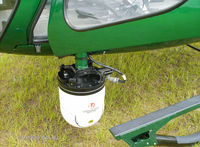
[58, 65, 106, 128]
[59, 86, 105, 128]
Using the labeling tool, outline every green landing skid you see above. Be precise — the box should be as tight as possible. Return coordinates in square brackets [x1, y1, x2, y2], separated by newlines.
[110, 95, 200, 147]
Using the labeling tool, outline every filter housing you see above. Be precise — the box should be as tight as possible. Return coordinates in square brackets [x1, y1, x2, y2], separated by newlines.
[58, 65, 106, 128]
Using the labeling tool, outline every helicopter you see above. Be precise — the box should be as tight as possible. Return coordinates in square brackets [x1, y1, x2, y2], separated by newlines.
[0, 0, 200, 146]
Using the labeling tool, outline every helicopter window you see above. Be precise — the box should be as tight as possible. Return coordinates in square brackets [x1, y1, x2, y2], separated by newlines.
[64, 0, 186, 30]
[0, 0, 18, 35]
[33, 0, 51, 42]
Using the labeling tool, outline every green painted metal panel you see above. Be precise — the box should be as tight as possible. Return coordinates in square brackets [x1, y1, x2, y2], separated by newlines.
[0, 0, 200, 56]
[0, 0, 52, 55]
[48, 0, 200, 57]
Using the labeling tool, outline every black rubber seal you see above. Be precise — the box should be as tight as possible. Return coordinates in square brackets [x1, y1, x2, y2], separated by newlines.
[58, 66, 105, 96]
[58, 81, 105, 96]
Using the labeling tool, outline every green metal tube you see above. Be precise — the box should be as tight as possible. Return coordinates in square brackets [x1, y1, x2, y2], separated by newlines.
[75, 53, 88, 70]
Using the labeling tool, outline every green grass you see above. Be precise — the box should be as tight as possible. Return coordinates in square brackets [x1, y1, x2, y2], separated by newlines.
[0, 43, 200, 147]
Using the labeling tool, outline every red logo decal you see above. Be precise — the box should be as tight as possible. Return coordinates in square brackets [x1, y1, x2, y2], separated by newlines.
[90, 103, 95, 109]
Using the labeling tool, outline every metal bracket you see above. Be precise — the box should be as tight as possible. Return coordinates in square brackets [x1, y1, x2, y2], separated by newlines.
[35, 44, 41, 53]
[110, 95, 200, 147]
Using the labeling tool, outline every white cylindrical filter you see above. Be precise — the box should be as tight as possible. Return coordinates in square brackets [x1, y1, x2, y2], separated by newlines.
[59, 86, 105, 128]
[57, 65, 106, 128]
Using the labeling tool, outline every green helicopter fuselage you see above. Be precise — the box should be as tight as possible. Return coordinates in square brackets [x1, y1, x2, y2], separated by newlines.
[0, 0, 200, 57]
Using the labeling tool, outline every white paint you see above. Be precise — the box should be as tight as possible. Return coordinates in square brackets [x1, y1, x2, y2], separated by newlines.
[59, 87, 105, 128]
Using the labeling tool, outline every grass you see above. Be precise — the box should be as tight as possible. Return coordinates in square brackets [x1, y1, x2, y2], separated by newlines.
[0, 43, 200, 147]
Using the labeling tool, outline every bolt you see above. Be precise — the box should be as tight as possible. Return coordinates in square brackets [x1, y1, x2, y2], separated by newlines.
[63, 72, 68, 78]
[35, 44, 41, 53]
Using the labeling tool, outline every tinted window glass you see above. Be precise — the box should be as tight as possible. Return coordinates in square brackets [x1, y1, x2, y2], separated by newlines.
[64, 0, 185, 30]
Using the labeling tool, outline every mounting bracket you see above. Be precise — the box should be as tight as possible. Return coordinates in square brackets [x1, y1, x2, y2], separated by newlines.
[110, 95, 200, 147]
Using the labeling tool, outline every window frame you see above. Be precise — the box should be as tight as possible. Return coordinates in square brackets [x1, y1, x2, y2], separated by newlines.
[0, 0, 20, 39]
[29, 0, 49, 44]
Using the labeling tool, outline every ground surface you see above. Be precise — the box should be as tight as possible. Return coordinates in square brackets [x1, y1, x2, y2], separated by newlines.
[0, 43, 200, 147]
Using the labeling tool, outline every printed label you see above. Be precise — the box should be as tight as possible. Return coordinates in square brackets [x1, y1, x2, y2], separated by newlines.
[83, 107, 99, 114]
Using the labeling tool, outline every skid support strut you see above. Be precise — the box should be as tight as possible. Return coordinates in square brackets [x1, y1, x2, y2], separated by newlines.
[110, 95, 200, 147]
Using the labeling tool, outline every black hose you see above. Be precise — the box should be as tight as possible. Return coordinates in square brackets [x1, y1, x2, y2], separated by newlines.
[176, 132, 200, 145]
[187, 44, 200, 52]
[88, 55, 126, 83]
[156, 135, 178, 146]
[156, 133, 200, 146]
